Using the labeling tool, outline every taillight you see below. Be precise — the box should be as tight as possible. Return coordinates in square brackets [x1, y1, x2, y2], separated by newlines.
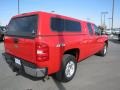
[36, 42, 49, 61]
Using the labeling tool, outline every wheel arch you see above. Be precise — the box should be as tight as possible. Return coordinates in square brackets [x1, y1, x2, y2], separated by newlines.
[64, 48, 80, 61]
[105, 40, 108, 47]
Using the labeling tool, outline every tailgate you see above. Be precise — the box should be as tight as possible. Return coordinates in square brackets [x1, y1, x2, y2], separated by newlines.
[4, 36, 36, 63]
[4, 15, 38, 64]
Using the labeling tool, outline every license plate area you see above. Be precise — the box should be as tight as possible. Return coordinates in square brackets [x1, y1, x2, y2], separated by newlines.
[15, 58, 21, 65]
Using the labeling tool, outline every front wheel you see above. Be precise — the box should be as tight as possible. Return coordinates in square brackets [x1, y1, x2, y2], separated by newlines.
[0, 35, 4, 41]
[54, 54, 77, 82]
[97, 44, 108, 56]
[118, 34, 120, 41]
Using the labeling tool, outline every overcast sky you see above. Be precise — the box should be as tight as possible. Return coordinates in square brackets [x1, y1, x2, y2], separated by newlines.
[0, 0, 120, 28]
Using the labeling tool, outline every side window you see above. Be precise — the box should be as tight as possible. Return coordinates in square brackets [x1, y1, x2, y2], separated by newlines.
[87, 23, 93, 35]
[64, 20, 81, 32]
[51, 18, 81, 32]
[94, 25, 101, 35]
[51, 18, 64, 32]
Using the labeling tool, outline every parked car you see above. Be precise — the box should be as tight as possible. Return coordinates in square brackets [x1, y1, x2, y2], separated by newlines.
[0, 26, 6, 40]
[3, 11, 108, 82]
[112, 28, 120, 41]
[105, 29, 112, 35]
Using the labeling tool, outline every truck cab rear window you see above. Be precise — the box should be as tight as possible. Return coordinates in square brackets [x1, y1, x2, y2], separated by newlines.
[51, 18, 81, 32]
[6, 15, 38, 38]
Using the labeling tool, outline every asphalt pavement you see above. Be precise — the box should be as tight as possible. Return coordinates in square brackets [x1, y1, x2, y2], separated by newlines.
[0, 40, 120, 90]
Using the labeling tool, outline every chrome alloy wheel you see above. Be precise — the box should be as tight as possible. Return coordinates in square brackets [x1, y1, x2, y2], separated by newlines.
[65, 61, 75, 78]
[104, 45, 107, 55]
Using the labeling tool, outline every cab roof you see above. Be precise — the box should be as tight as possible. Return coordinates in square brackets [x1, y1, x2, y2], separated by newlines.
[12, 11, 94, 25]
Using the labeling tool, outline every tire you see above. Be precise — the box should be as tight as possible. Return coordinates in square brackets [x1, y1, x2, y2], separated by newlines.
[118, 34, 120, 41]
[55, 54, 77, 82]
[0, 35, 4, 41]
[97, 44, 108, 56]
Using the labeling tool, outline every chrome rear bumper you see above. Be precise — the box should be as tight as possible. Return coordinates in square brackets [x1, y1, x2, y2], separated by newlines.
[2, 53, 47, 77]
[24, 65, 46, 77]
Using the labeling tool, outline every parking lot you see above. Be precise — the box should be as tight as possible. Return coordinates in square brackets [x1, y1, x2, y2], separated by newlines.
[0, 40, 120, 90]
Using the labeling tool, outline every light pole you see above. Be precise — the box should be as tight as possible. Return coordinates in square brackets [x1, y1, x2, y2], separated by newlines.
[18, 0, 20, 14]
[108, 18, 112, 29]
[111, 0, 115, 30]
[101, 12, 108, 26]
[101, 12, 103, 26]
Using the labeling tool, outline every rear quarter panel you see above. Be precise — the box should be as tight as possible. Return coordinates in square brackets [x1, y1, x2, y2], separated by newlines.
[37, 13, 91, 74]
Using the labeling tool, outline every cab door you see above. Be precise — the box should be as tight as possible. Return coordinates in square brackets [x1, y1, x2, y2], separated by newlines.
[85, 23, 96, 56]
[92, 24, 104, 53]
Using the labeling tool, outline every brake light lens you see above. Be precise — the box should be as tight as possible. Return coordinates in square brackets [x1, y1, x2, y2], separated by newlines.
[36, 42, 49, 61]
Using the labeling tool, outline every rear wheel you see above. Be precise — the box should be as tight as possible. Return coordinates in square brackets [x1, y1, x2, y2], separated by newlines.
[55, 54, 77, 82]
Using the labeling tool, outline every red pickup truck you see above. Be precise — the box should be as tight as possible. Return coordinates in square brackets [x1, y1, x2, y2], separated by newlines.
[3, 11, 108, 82]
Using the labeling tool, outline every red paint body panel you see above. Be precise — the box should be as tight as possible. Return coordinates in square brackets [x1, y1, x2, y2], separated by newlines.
[4, 36, 36, 64]
[4, 11, 108, 75]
